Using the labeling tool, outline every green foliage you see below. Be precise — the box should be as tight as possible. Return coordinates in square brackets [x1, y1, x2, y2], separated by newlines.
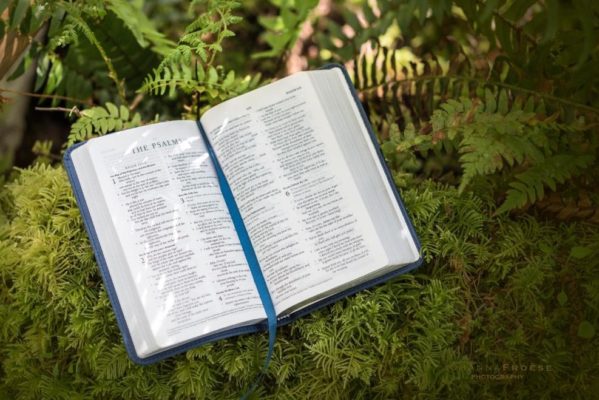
[108, 0, 175, 56]
[162, 0, 241, 67]
[254, 0, 319, 59]
[39, 8, 166, 105]
[2, 0, 263, 143]
[314, 0, 599, 216]
[140, 0, 262, 111]
[426, 96, 596, 213]
[2, 0, 599, 398]
[1, 0, 174, 106]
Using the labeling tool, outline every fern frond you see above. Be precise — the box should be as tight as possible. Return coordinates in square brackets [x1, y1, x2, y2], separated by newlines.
[60, 6, 126, 103]
[157, 0, 240, 69]
[140, 62, 207, 96]
[497, 154, 595, 214]
[426, 95, 597, 213]
[138, 0, 251, 107]
[107, 0, 175, 56]
[354, 41, 599, 134]
[35, 54, 94, 107]
[66, 103, 142, 147]
[140, 63, 261, 101]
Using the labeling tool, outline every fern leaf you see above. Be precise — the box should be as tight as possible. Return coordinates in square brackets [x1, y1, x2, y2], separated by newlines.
[140, 63, 261, 102]
[66, 103, 142, 147]
[107, 0, 175, 56]
[497, 154, 595, 213]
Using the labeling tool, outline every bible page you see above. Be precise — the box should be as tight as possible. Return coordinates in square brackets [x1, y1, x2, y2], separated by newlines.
[200, 74, 389, 315]
[82, 121, 265, 354]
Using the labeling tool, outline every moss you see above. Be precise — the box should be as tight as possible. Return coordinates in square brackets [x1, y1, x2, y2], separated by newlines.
[0, 164, 597, 399]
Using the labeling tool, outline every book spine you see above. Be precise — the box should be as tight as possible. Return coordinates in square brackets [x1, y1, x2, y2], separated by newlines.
[195, 120, 277, 368]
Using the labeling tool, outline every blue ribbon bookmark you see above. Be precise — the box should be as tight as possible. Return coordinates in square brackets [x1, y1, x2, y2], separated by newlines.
[197, 122, 277, 398]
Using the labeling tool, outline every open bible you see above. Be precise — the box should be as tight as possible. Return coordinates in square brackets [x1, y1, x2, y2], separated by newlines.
[64, 64, 422, 364]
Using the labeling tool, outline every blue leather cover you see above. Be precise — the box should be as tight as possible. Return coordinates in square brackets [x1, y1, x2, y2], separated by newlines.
[63, 63, 422, 365]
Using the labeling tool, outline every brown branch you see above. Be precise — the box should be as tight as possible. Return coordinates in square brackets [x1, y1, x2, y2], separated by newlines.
[0, 87, 93, 106]
[129, 93, 144, 111]
[35, 106, 82, 117]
